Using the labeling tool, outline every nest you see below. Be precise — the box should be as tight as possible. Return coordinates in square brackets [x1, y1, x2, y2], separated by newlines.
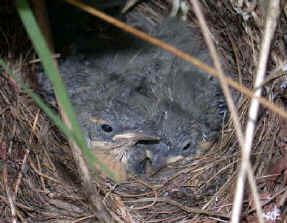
[1, 0, 287, 222]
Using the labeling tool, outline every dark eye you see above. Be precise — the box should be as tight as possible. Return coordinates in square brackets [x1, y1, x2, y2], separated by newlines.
[153, 61, 161, 71]
[101, 124, 113, 133]
[182, 141, 191, 152]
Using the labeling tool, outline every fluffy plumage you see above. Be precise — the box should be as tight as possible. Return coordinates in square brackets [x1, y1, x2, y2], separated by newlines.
[38, 14, 233, 180]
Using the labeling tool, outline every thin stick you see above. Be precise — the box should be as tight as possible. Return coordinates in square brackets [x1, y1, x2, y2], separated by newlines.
[189, 3, 248, 221]
[63, 0, 287, 123]
[125, 197, 229, 218]
[231, 1, 280, 222]
[13, 110, 39, 200]
[189, 0, 244, 166]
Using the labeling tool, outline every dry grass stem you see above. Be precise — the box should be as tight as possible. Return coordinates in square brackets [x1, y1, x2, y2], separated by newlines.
[1, 141, 17, 223]
[64, 0, 287, 123]
[2, 0, 287, 222]
[231, 1, 281, 222]
[189, 0, 244, 148]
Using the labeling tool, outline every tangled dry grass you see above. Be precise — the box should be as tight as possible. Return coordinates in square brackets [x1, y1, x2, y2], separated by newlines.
[1, 0, 287, 222]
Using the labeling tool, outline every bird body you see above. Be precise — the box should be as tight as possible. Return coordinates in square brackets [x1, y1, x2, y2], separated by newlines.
[38, 14, 232, 180]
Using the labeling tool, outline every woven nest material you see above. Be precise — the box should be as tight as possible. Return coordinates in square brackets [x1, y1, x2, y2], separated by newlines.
[1, 0, 287, 222]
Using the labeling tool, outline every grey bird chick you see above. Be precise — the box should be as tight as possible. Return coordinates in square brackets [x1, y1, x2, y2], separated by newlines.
[38, 15, 232, 180]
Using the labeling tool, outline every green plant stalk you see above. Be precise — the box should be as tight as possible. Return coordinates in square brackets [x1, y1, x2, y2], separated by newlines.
[14, 0, 115, 180]
[0, 60, 74, 142]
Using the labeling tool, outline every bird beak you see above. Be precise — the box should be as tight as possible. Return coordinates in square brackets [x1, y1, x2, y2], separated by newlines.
[88, 132, 159, 150]
[112, 132, 160, 145]
[88, 132, 160, 182]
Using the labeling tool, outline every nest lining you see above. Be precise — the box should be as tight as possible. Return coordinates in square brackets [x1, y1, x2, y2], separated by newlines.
[0, 0, 286, 222]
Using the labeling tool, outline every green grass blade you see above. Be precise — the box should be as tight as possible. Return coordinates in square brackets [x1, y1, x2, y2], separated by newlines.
[0, 59, 74, 140]
[13, 0, 115, 180]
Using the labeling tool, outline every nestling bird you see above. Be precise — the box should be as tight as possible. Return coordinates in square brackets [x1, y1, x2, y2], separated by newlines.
[38, 13, 233, 181]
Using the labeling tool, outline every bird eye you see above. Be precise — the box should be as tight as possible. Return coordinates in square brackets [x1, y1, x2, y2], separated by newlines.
[101, 124, 113, 133]
[182, 140, 191, 152]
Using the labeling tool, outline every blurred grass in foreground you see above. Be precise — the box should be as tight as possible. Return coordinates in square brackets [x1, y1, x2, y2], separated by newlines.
[3, 0, 115, 180]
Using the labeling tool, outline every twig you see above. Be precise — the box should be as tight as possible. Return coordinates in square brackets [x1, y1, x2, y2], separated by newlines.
[70, 214, 97, 223]
[231, 1, 280, 223]
[14, 111, 38, 200]
[0, 195, 34, 211]
[125, 197, 229, 219]
[279, 188, 287, 208]
[6, 187, 17, 223]
[189, 2, 246, 221]
[255, 70, 287, 90]
[190, 171, 238, 222]
[63, 0, 287, 122]
[226, 33, 242, 86]
[1, 141, 17, 223]
[145, 215, 186, 223]
[191, 0, 245, 147]
[36, 155, 46, 192]
[131, 191, 158, 210]
[29, 159, 62, 184]
[189, 0, 245, 163]
[246, 187, 287, 215]
[13, 148, 29, 201]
